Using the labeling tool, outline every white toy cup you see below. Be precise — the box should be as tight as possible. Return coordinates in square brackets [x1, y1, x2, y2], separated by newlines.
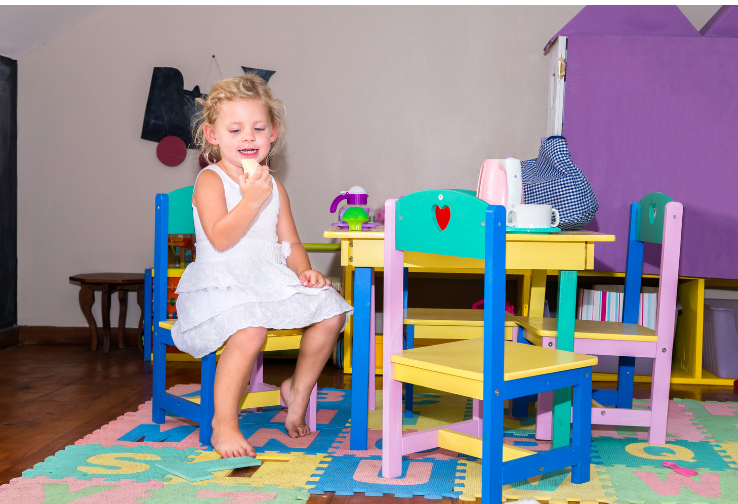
[506, 204, 560, 229]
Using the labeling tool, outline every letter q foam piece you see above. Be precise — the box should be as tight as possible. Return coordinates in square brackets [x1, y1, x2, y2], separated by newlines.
[241, 159, 260, 179]
[156, 455, 261, 482]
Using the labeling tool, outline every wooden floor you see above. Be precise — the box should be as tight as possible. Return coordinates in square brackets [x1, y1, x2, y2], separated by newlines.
[2, 344, 738, 503]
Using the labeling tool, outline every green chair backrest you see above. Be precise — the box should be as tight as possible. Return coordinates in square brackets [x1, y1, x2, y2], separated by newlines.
[168, 186, 195, 235]
[395, 189, 488, 259]
[635, 192, 673, 245]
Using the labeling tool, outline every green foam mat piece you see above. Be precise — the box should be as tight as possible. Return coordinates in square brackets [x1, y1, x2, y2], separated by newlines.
[155, 455, 261, 482]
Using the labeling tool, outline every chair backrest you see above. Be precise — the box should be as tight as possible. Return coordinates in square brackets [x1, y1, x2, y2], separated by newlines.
[395, 189, 488, 259]
[154, 186, 194, 327]
[384, 189, 507, 388]
[622, 192, 683, 342]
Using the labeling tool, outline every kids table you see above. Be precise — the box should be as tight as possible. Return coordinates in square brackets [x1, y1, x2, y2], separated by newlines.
[324, 227, 615, 450]
[69, 273, 146, 354]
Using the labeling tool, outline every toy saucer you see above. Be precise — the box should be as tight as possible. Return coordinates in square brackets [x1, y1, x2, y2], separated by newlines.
[331, 222, 379, 231]
[506, 226, 561, 234]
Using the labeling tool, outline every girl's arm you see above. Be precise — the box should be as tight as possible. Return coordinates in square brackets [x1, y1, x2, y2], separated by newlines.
[275, 179, 328, 288]
[194, 167, 273, 251]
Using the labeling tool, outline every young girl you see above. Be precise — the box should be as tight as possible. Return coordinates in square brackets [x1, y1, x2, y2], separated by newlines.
[171, 73, 353, 459]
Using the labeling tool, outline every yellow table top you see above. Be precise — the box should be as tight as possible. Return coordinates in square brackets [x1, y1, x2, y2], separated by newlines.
[390, 338, 598, 382]
[325, 227, 615, 271]
[324, 227, 616, 243]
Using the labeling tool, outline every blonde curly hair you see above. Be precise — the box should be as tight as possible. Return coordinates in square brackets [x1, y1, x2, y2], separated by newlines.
[192, 72, 286, 165]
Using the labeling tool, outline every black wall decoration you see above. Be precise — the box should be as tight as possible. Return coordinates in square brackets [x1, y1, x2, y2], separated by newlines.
[141, 66, 276, 166]
[0, 55, 18, 331]
[141, 67, 202, 148]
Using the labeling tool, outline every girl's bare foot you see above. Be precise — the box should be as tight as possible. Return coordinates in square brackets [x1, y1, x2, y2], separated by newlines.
[280, 377, 311, 438]
[211, 418, 256, 458]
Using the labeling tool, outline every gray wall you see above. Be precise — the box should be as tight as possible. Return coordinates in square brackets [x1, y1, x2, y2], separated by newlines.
[16, 5, 672, 327]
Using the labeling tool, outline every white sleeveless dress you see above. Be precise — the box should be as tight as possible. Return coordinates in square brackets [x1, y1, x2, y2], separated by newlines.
[171, 165, 353, 358]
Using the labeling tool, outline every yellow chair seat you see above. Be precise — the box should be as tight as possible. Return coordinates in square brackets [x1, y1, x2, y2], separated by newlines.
[514, 317, 657, 346]
[403, 309, 516, 341]
[404, 309, 516, 326]
[390, 338, 597, 400]
[159, 320, 303, 352]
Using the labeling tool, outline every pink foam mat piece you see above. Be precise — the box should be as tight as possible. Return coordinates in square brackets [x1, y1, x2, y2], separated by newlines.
[0, 477, 161, 504]
[317, 390, 346, 402]
[247, 427, 318, 448]
[670, 401, 713, 442]
[270, 409, 337, 425]
[75, 400, 203, 449]
[703, 402, 738, 416]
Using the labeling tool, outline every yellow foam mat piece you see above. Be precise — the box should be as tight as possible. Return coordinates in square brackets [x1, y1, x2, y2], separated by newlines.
[454, 460, 612, 504]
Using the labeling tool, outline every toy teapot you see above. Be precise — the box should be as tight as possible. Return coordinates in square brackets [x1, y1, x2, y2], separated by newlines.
[476, 158, 523, 210]
[330, 186, 377, 231]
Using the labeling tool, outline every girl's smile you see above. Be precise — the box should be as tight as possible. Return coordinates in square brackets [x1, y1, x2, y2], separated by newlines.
[204, 98, 279, 174]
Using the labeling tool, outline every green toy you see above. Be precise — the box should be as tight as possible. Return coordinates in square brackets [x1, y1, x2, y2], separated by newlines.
[342, 206, 370, 231]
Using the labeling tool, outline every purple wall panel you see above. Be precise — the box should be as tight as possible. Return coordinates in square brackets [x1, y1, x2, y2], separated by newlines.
[564, 34, 738, 279]
[545, 6, 699, 52]
[701, 6, 738, 37]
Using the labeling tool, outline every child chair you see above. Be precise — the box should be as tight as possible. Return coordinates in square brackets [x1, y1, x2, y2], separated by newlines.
[402, 271, 520, 418]
[382, 190, 597, 503]
[516, 192, 683, 445]
[151, 186, 316, 446]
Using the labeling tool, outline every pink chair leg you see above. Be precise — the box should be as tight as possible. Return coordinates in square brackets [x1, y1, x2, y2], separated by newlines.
[369, 269, 376, 411]
[473, 399, 483, 436]
[647, 201, 681, 445]
[247, 352, 266, 413]
[535, 390, 553, 441]
[647, 347, 672, 445]
[382, 199, 404, 479]
[306, 383, 318, 431]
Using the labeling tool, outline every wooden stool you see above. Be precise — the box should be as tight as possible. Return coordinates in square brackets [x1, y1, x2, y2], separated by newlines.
[69, 273, 145, 353]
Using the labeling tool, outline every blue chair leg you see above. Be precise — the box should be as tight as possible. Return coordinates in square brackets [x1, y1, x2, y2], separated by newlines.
[152, 338, 167, 424]
[200, 352, 216, 445]
[512, 335, 537, 418]
[616, 356, 635, 409]
[404, 324, 414, 418]
[144, 269, 152, 361]
[571, 367, 592, 484]
[512, 394, 531, 418]
[482, 391, 504, 504]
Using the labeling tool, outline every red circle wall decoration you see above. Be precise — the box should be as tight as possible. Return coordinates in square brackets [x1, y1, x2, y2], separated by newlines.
[156, 136, 187, 167]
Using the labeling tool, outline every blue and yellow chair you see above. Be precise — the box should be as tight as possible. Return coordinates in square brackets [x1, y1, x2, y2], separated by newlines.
[381, 190, 596, 503]
[151, 186, 316, 445]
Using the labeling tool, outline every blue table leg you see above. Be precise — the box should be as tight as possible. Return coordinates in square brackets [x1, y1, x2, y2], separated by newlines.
[402, 267, 413, 418]
[351, 266, 372, 450]
[404, 324, 414, 418]
[144, 268, 152, 361]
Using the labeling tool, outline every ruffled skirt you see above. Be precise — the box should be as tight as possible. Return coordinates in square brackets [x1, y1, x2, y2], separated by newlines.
[171, 237, 353, 358]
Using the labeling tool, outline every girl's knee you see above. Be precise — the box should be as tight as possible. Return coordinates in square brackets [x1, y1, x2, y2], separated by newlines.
[229, 327, 268, 351]
[323, 313, 345, 332]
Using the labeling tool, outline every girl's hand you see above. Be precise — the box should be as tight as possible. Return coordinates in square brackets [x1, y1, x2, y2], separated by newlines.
[239, 164, 272, 206]
[299, 270, 330, 288]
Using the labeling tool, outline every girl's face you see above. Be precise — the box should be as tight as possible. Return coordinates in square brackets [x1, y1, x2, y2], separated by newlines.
[204, 98, 278, 170]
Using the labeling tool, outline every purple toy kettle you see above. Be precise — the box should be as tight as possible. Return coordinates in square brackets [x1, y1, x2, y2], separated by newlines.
[330, 186, 377, 230]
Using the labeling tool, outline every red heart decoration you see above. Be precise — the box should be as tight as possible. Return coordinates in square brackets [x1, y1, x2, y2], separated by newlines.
[435, 205, 451, 231]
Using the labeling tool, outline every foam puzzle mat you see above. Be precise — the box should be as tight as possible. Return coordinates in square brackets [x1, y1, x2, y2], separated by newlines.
[3, 385, 738, 503]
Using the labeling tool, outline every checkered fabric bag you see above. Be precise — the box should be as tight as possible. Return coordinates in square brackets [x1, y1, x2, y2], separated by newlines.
[521, 136, 599, 230]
